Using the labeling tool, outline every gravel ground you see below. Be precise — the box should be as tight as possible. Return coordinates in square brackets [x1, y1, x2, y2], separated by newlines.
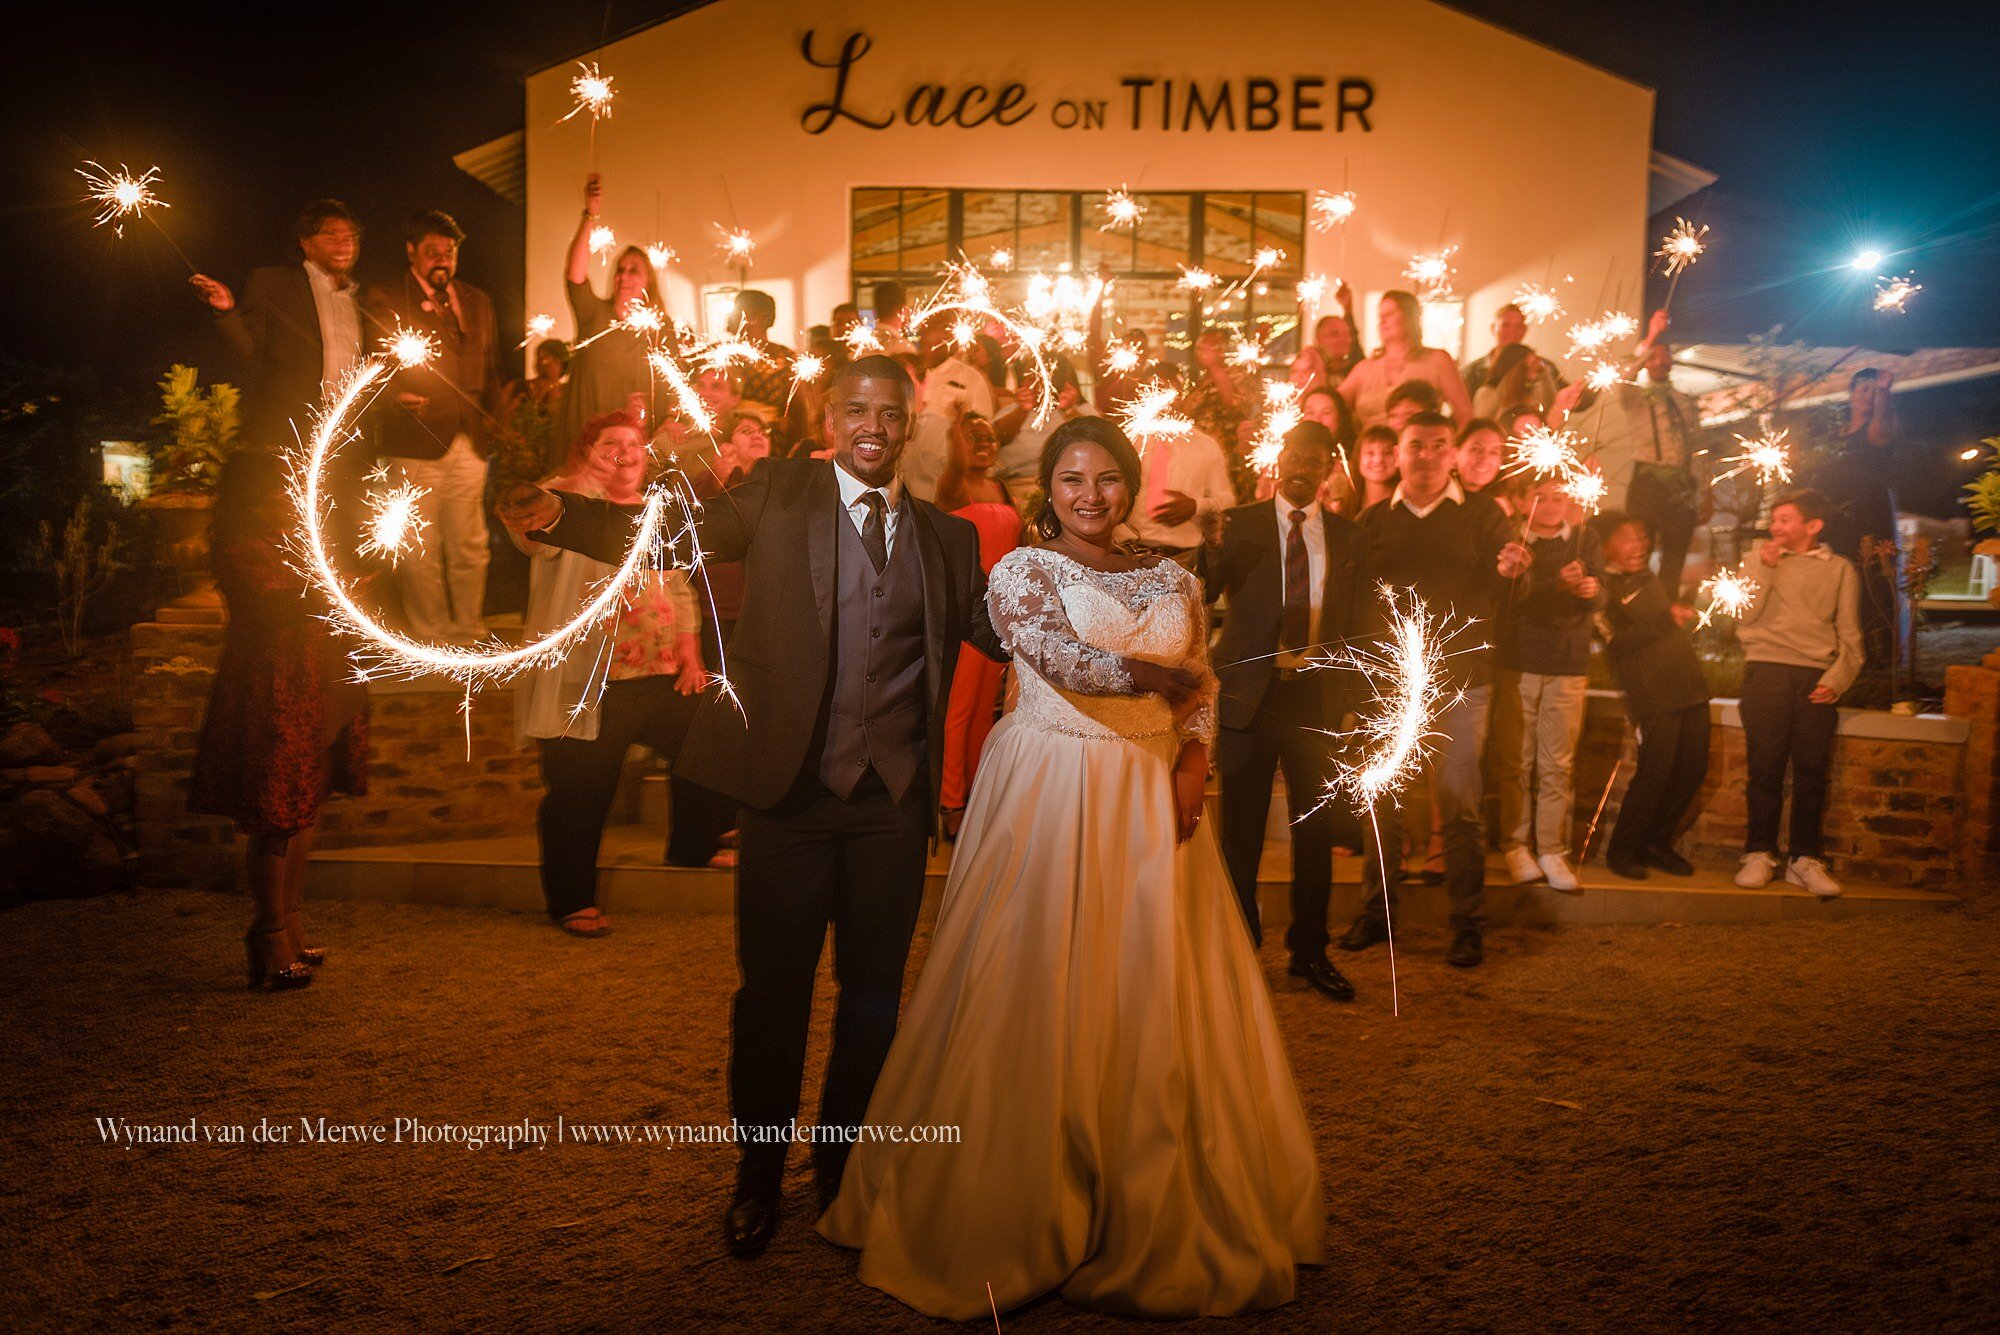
[3, 889, 1997, 1334]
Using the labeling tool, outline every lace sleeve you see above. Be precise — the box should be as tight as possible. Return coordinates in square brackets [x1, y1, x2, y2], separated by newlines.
[986, 552, 1135, 695]
[1174, 565, 1219, 750]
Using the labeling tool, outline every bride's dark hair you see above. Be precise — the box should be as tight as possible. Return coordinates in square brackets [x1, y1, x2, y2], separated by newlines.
[1034, 417, 1144, 541]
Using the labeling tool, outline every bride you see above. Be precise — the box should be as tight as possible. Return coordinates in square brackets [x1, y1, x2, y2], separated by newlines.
[817, 417, 1324, 1319]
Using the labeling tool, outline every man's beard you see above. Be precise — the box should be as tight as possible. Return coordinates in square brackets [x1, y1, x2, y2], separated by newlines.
[427, 266, 452, 289]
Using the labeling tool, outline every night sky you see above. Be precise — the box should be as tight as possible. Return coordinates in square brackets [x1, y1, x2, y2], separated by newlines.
[4, 0, 1997, 392]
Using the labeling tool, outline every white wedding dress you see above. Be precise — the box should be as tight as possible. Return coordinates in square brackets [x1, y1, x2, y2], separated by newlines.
[817, 547, 1324, 1320]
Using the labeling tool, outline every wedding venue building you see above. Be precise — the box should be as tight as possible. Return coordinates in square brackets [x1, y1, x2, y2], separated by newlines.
[467, 0, 1702, 364]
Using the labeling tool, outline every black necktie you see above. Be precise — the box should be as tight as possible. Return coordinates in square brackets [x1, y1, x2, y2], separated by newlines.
[1283, 509, 1310, 651]
[859, 491, 889, 574]
[431, 283, 462, 342]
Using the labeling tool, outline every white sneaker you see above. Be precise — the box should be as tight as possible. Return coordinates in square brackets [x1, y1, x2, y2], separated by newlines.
[1537, 852, 1581, 894]
[1785, 856, 1843, 899]
[1504, 846, 1544, 884]
[1734, 851, 1778, 888]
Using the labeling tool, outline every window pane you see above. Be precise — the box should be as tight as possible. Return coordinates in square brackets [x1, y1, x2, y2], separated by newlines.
[1203, 193, 1256, 275]
[961, 191, 1015, 266]
[1252, 193, 1305, 272]
[1134, 193, 1192, 276]
[852, 188, 901, 273]
[897, 189, 950, 272]
[1013, 192, 1072, 271]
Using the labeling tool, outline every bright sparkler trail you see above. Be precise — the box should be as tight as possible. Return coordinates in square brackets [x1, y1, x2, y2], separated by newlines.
[288, 360, 686, 694]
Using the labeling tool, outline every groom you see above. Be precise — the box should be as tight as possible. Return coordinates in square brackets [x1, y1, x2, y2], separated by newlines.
[498, 355, 1004, 1257]
[1203, 421, 1374, 1001]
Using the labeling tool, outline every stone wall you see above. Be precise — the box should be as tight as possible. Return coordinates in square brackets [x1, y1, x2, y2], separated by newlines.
[1570, 694, 1967, 890]
[130, 620, 546, 890]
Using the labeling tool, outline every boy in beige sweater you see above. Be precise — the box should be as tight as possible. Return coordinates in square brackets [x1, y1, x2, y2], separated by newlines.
[1731, 489, 1864, 897]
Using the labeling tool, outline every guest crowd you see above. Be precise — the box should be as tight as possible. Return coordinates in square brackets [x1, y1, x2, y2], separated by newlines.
[185, 181, 1884, 991]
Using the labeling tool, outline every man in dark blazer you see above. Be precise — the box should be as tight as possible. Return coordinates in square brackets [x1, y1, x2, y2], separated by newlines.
[1203, 421, 1374, 1001]
[363, 210, 503, 643]
[498, 354, 1005, 1258]
[191, 199, 368, 448]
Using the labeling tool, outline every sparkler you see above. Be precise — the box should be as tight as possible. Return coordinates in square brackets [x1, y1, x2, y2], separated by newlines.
[1117, 378, 1193, 443]
[1655, 217, 1708, 278]
[356, 468, 430, 566]
[588, 224, 617, 260]
[382, 324, 439, 369]
[1251, 246, 1286, 273]
[1560, 469, 1609, 516]
[1230, 336, 1264, 369]
[1319, 585, 1470, 1016]
[564, 62, 616, 167]
[649, 348, 715, 435]
[643, 242, 677, 270]
[718, 226, 756, 269]
[1403, 246, 1458, 299]
[1599, 310, 1638, 341]
[790, 351, 826, 387]
[1104, 343, 1142, 375]
[1296, 274, 1328, 307]
[903, 264, 1061, 425]
[1513, 282, 1565, 325]
[288, 359, 695, 706]
[988, 247, 1014, 270]
[522, 313, 557, 348]
[841, 322, 884, 357]
[1100, 188, 1144, 230]
[1585, 362, 1624, 392]
[1566, 318, 1612, 359]
[1506, 425, 1587, 481]
[621, 303, 667, 336]
[78, 162, 165, 235]
[1714, 428, 1794, 486]
[1695, 568, 1760, 628]
[77, 161, 199, 273]
[1178, 265, 1217, 293]
[1873, 273, 1921, 313]
[1311, 189, 1357, 230]
[1248, 384, 1304, 474]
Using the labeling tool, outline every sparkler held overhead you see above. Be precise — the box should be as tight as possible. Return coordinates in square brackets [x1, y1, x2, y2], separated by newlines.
[77, 160, 199, 273]
[1873, 273, 1921, 313]
[1513, 282, 1565, 325]
[1100, 187, 1144, 230]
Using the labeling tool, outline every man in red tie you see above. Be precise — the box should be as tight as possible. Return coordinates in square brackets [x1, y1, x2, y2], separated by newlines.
[1202, 421, 1373, 1000]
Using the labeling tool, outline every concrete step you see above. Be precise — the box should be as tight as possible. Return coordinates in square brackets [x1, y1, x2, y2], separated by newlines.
[310, 827, 1959, 928]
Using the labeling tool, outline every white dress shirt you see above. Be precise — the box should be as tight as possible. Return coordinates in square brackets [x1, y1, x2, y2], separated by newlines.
[303, 260, 362, 394]
[835, 458, 902, 557]
[1390, 475, 1466, 519]
[1128, 427, 1237, 550]
[1274, 496, 1328, 672]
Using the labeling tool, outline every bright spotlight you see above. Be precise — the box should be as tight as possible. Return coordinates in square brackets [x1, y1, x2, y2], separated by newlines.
[1960, 447, 1982, 462]
[1851, 248, 1884, 272]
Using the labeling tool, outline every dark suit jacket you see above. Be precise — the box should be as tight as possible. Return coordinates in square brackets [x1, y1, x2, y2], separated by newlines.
[214, 263, 366, 446]
[534, 457, 1007, 822]
[1202, 499, 1370, 732]
[363, 269, 502, 460]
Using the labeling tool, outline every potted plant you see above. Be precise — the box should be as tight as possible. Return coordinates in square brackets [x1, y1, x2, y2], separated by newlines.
[1961, 439, 2000, 610]
[136, 365, 240, 620]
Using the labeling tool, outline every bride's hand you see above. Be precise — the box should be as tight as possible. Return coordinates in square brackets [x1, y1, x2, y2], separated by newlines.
[1173, 747, 1208, 844]
[1126, 658, 1201, 710]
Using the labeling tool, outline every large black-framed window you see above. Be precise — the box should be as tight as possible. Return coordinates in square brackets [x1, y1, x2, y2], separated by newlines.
[851, 187, 1307, 362]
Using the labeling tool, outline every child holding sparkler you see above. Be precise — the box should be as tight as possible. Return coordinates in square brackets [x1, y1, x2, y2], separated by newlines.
[1596, 513, 1712, 881]
[1731, 489, 1864, 898]
[1497, 474, 1605, 892]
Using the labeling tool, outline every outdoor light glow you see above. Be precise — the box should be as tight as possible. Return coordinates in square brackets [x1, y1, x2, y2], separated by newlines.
[1851, 248, 1884, 272]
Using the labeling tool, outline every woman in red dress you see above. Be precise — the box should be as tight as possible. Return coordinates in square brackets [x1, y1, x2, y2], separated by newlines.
[189, 450, 369, 990]
[933, 411, 1023, 838]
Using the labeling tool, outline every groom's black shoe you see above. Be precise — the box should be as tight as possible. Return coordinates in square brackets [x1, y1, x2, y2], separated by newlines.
[1288, 955, 1356, 1001]
[724, 1191, 780, 1258]
[1339, 917, 1390, 952]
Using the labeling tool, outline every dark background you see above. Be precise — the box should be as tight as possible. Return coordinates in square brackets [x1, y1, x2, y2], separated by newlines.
[3, 0, 1997, 390]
